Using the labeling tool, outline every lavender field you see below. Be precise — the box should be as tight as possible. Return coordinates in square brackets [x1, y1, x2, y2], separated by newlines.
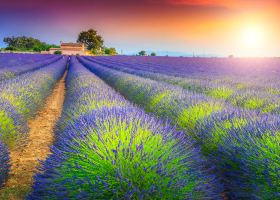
[0, 54, 279, 199]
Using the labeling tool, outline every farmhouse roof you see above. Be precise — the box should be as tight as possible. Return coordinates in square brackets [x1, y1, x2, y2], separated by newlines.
[61, 48, 85, 51]
[61, 43, 84, 47]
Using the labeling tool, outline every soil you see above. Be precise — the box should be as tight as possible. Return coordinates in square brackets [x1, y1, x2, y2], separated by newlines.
[0, 72, 67, 200]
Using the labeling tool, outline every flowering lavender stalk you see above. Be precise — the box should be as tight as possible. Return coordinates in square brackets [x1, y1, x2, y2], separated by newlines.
[28, 58, 220, 199]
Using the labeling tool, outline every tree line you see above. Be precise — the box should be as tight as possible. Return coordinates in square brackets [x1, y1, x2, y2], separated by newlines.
[2, 36, 59, 52]
[2, 29, 157, 56]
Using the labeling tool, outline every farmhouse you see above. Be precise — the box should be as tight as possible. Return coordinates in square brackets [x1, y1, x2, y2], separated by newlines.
[42, 42, 89, 55]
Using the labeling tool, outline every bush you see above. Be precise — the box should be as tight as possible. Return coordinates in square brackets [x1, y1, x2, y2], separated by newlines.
[105, 47, 118, 55]
[138, 50, 147, 56]
[54, 50, 62, 55]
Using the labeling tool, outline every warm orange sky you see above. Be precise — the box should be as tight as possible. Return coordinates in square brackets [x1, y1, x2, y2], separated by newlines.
[0, 0, 279, 56]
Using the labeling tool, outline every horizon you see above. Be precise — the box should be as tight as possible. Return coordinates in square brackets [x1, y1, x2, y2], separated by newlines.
[0, 0, 279, 57]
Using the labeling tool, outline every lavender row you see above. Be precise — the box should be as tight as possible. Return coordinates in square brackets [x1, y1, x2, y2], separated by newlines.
[89, 56, 280, 87]
[0, 53, 54, 68]
[28, 58, 220, 199]
[0, 54, 62, 81]
[0, 57, 66, 189]
[0, 57, 67, 148]
[86, 57, 280, 115]
[79, 57, 280, 199]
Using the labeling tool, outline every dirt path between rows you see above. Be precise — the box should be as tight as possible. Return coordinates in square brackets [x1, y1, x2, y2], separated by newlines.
[0, 72, 67, 200]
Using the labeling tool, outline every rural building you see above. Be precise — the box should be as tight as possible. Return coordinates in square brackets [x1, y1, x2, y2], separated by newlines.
[42, 42, 89, 55]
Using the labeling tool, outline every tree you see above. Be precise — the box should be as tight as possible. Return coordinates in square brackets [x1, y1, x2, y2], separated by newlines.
[3, 36, 58, 52]
[77, 29, 104, 52]
[138, 50, 147, 56]
[105, 47, 118, 55]
[151, 52, 156, 56]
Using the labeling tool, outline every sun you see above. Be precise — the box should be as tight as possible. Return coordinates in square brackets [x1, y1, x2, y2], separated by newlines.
[237, 25, 267, 56]
[242, 26, 264, 48]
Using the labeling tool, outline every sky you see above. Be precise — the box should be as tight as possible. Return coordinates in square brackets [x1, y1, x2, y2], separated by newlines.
[0, 0, 279, 57]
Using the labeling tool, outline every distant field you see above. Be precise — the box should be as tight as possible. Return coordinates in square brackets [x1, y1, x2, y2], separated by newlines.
[0, 53, 279, 199]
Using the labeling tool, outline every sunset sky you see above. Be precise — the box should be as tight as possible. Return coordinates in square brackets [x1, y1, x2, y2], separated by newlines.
[0, 0, 279, 57]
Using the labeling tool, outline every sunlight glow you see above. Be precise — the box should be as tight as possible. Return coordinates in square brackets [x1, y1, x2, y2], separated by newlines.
[242, 26, 264, 48]
[237, 25, 268, 57]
